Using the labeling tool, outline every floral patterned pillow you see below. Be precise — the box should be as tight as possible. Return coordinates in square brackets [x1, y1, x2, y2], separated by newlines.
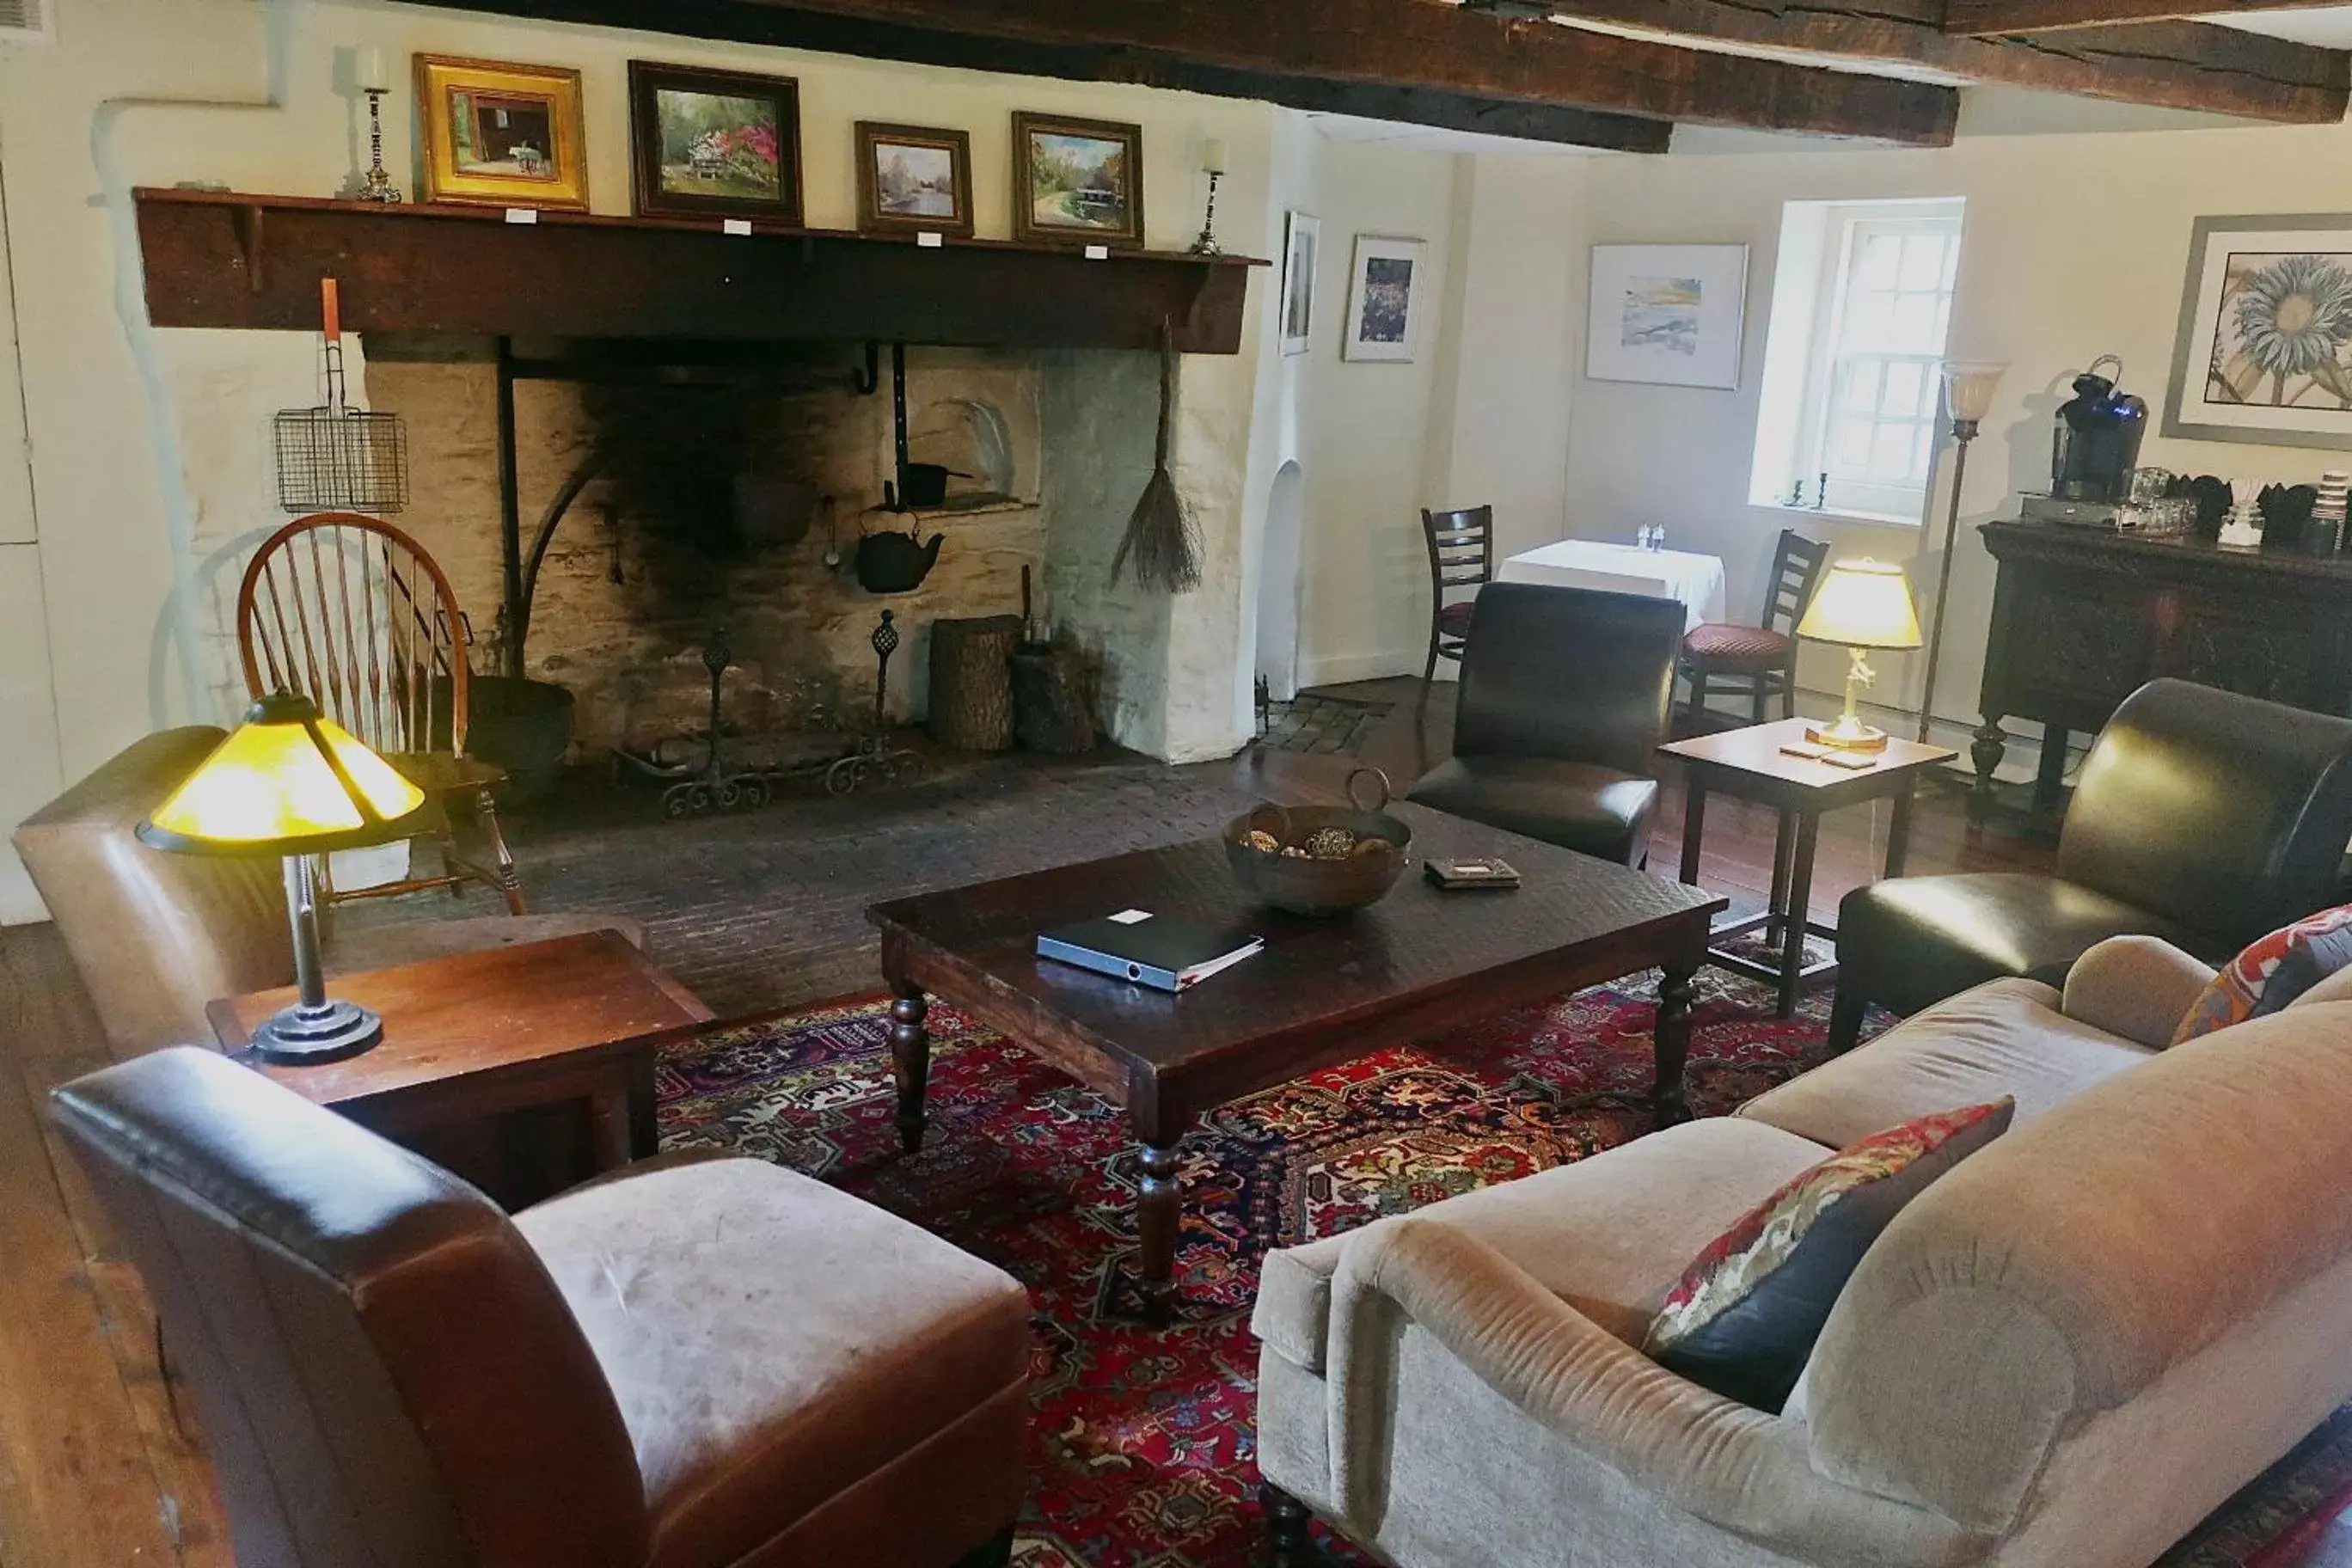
[1643, 1098, 2015, 1412]
[2172, 904, 2352, 1045]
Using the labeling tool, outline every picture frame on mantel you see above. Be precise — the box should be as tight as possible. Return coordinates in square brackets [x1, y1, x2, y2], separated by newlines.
[415, 54, 589, 211]
[1013, 112, 1146, 248]
[1584, 243, 1749, 391]
[628, 61, 803, 224]
[1343, 235, 1428, 363]
[2164, 212, 2352, 450]
[855, 122, 975, 237]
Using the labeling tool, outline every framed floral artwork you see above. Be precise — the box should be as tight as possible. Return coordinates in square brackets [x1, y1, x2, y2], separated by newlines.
[855, 122, 974, 236]
[414, 54, 588, 211]
[1013, 113, 1144, 248]
[2165, 213, 2352, 450]
[628, 61, 802, 223]
[1343, 235, 1427, 363]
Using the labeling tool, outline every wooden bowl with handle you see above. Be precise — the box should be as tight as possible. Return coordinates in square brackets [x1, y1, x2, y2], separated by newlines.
[1223, 767, 1412, 916]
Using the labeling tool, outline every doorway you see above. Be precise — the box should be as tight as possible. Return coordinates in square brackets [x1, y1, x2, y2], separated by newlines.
[1256, 460, 1305, 702]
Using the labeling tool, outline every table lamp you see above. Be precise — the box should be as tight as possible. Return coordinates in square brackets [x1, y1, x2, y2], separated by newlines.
[138, 692, 426, 1063]
[1794, 559, 1923, 754]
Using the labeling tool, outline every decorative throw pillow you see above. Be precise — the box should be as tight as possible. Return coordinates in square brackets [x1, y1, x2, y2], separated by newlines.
[2172, 903, 2352, 1044]
[1642, 1097, 2015, 1412]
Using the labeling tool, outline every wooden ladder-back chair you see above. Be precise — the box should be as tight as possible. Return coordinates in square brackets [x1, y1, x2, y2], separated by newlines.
[1680, 528, 1830, 731]
[235, 512, 525, 915]
[1420, 505, 1496, 695]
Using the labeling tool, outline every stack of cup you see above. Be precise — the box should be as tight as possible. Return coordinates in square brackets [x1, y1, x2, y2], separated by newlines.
[2314, 472, 2350, 554]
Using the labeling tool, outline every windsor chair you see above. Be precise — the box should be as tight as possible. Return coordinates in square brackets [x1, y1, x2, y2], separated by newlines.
[235, 512, 526, 914]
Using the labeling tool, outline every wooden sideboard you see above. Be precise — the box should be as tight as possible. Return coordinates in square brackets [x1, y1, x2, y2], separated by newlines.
[1973, 518, 2352, 809]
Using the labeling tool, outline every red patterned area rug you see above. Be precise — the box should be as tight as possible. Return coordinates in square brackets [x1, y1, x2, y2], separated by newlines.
[654, 971, 2352, 1568]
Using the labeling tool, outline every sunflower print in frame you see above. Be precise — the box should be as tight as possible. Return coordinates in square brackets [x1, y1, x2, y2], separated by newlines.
[2207, 251, 2352, 410]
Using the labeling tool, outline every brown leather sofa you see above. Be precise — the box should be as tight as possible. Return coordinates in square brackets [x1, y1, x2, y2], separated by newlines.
[1828, 678, 2352, 1052]
[14, 726, 643, 1058]
[50, 1046, 1031, 1568]
[1410, 582, 1687, 867]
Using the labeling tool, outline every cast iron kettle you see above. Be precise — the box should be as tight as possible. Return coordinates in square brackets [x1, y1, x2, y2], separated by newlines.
[854, 487, 945, 595]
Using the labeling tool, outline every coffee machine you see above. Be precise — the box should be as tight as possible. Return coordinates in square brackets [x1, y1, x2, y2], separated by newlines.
[2051, 354, 2147, 504]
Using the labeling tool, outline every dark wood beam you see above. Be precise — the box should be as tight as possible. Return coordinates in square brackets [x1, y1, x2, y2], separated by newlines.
[1946, 0, 2349, 35]
[1540, 0, 2347, 120]
[410, 0, 1957, 145]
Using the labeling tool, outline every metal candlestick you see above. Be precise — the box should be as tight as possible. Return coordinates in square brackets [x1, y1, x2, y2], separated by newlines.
[1190, 170, 1224, 257]
[359, 88, 403, 204]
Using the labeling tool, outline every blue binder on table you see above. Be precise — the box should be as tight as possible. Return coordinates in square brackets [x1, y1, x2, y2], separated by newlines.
[1037, 909, 1263, 994]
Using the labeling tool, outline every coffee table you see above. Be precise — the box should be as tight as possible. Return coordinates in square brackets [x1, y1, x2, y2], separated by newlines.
[209, 930, 714, 1197]
[867, 802, 1723, 1315]
[1658, 719, 1959, 1017]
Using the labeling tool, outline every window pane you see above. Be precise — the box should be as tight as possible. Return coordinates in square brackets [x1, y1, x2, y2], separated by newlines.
[1882, 359, 1925, 417]
[1842, 358, 1883, 413]
[1834, 417, 1872, 473]
[1890, 293, 1941, 352]
[1871, 423, 1914, 479]
[1855, 231, 1902, 291]
[1899, 234, 1945, 291]
[1844, 294, 1894, 352]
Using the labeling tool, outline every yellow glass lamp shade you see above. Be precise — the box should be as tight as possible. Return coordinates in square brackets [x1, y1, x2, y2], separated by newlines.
[1794, 560, 1922, 753]
[139, 693, 426, 856]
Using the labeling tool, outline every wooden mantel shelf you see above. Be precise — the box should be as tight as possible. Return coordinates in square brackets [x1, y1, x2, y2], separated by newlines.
[132, 188, 1265, 354]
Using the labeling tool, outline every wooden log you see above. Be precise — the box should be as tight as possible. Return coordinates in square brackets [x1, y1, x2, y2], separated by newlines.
[928, 616, 1024, 751]
[1012, 648, 1098, 755]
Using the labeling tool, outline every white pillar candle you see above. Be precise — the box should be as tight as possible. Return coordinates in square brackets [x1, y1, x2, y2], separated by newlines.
[1202, 138, 1228, 175]
[355, 45, 389, 93]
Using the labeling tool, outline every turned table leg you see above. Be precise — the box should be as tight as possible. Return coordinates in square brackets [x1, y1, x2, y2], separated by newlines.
[1653, 948, 1699, 1126]
[1969, 716, 2007, 821]
[1261, 1482, 1319, 1566]
[889, 988, 931, 1155]
[1135, 1130, 1188, 1322]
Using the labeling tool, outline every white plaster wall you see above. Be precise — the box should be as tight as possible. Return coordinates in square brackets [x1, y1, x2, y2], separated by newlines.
[1564, 117, 2352, 744]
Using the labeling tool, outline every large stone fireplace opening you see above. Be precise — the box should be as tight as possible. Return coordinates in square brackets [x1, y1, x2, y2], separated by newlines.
[365, 337, 1155, 775]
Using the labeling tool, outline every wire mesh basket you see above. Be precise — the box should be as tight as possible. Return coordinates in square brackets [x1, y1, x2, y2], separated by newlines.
[274, 278, 409, 514]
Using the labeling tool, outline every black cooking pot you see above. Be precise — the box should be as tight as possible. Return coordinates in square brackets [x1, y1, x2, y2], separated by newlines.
[898, 463, 971, 509]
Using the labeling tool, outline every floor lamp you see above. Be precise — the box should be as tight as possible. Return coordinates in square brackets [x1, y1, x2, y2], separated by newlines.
[1914, 362, 2006, 745]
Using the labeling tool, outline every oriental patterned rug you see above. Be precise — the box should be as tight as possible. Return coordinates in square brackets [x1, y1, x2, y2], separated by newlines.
[653, 971, 2352, 1568]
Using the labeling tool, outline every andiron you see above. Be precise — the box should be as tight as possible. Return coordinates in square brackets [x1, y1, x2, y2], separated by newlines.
[824, 609, 923, 797]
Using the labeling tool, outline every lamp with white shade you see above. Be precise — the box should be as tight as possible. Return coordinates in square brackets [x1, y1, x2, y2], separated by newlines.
[1795, 559, 1924, 754]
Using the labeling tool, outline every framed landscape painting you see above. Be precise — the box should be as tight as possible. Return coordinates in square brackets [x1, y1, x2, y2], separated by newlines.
[628, 61, 801, 223]
[1013, 113, 1144, 248]
[2165, 213, 2352, 450]
[1584, 243, 1749, 390]
[415, 54, 587, 211]
[1343, 235, 1427, 363]
[855, 122, 974, 236]
[1281, 212, 1320, 357]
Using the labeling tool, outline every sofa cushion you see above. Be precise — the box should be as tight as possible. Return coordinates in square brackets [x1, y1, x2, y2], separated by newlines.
[1253, 1117, 1828, 1373]
[1739, 977, 2153, 1148]
[1645, 1098, 2013, 1412]
[2174, 903, 2352, 1044]
[514, 1158, 1031, 1568]
[1409, 755, 1659, 867]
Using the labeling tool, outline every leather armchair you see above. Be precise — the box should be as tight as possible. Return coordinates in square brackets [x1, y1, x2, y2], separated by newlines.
[13, 726, 643, 1058]
[1410, 582, 1686, 867]
[48, 1047, 1031, 1568]
[1828, 677, 2352, 1051]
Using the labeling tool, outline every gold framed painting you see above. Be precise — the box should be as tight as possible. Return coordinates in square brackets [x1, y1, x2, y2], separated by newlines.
[414, 54, 589, 211]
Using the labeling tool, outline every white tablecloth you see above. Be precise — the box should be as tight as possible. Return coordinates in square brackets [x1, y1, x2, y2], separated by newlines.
[1497, 539, 1730, 633]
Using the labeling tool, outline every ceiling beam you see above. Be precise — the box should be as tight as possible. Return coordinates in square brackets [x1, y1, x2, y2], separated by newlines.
[1945, 0, 2350, 36]
[411, 0, 1959, 146]
[1540, 0, 2348, 120]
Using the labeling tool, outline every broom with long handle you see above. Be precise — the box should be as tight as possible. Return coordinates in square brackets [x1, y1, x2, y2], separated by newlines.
[1111, 322, 1202, 592]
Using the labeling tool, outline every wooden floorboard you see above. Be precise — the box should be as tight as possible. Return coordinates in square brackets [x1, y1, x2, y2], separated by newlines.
[0, 685, 2049, 1565]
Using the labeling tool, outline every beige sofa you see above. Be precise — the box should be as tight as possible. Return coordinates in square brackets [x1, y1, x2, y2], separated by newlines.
[1253, 936, 2352, 1567]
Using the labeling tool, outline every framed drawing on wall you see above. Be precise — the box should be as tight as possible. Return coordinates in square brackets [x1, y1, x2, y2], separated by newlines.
[1584, 243, 1749, 390]
[1343, 235, 1428, 363]
[2165, 213, 2352, 450]
[1281, 212, 1320, 357]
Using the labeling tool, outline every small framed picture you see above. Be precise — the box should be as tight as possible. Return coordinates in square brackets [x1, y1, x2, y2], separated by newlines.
[628, 61, 802, 224]
[1013, 113, 1144, 249]
[1281, 212, 1320, 357]
[855, 122, 974, 236]
[1344, 235, 1429, 363]
[414, 54, 588, 211]
[1584, 243, 1750, 391]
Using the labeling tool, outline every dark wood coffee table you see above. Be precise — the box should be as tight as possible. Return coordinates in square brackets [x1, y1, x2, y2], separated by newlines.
[209, 930, 714, 1199]
[868, 802, 1723, 1315]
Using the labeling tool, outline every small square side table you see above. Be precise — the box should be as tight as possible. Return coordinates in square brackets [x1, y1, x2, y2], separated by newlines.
[209, 930, 714, 1196]
[1657, 720, 1958, 1017]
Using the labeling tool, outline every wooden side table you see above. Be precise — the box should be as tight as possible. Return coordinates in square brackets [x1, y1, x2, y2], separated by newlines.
[209, 930, 713, 1201]
[1658, 720, 1958, 1017]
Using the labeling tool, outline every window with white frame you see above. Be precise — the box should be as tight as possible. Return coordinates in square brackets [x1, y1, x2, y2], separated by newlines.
[1750, 198, 1966, 523]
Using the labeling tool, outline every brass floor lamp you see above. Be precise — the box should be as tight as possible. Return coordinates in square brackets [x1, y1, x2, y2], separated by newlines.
[1914, 363, 2006, 745]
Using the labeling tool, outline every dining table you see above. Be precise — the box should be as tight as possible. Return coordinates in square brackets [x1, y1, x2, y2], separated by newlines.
[1497, 537, 1730, 632]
